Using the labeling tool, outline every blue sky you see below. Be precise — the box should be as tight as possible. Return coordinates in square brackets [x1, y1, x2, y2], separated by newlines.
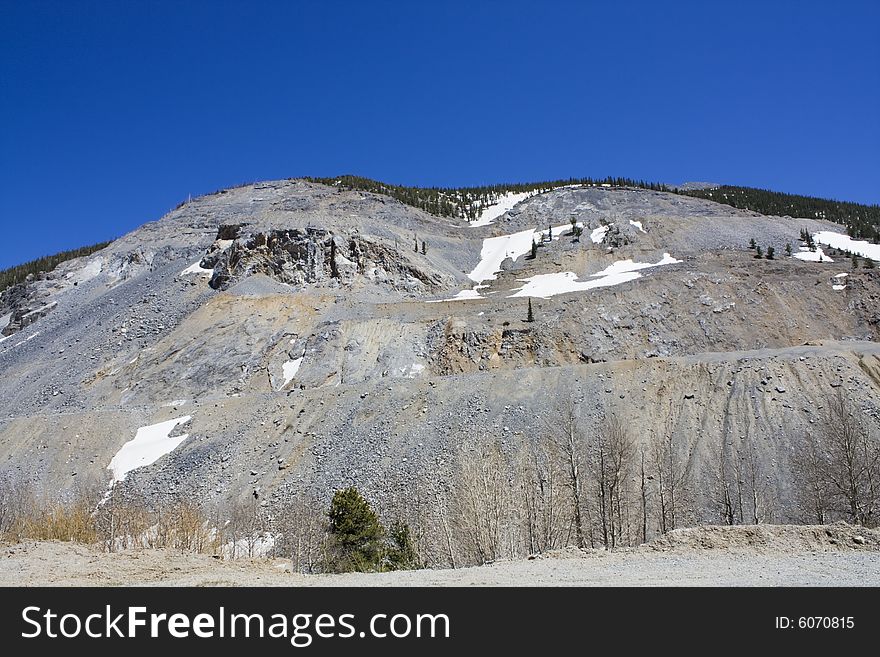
[1, 0, 878, 269]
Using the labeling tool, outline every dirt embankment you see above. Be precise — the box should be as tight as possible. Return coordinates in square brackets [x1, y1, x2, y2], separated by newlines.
[2, 524, 878, 587]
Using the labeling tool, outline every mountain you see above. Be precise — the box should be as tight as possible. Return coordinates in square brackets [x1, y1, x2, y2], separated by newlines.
[1, 178, 878, 566]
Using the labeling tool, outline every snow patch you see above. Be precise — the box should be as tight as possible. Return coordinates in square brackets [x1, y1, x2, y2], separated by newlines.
[813, 231, 880, 262]
[510, 254, 682, 299]
[162, 399, 188, 408]
[427, 286, 488, 303]
[834, 272, 849, 278]
[181, 261, 214, 276]
[467, 222, 582, 284]
[280, 356, 304, 389]
[469, 191, 537, 227]
[590, 225, 609, 243]
[629, 220, 646, 233]
[467, 228, 539, 283]
[400, 363, 425, 378]
[591, 253, 682, 277]
[509, 270, 642, 298]
[793, 246, 833, 263]
[107, 416, 191, 485]
[832, 284, 847, 291]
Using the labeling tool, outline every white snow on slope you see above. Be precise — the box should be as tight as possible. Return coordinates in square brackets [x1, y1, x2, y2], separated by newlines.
[813, 231, 880, 262]
[510, 254, 682, 299]
[468, 228, 539, 283]
[629, 220, 646, 233]
[509, 270, 643, 298]
[280, 356, 304, 389]
[107, 416, 191, 485]
[469, 191, 537, 227]
[793, 247, 833, 263]
[401, 363, 425, 378]
[591, 225, 609, 243]
[592, 253, 682, 277]
[832, 284, 847, 291]
[181, 261, 214, 276]
[426, 286, 488, 303]
[467, 222, 583, 283]
[834, 273, 849, 278]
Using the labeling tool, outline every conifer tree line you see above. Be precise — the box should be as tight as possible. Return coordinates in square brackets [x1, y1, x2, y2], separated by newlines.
[0, 241, 112, 295]
[308, 175, 879, 242]
[682, 186, 880, 243]
[305, 174, 671, 222]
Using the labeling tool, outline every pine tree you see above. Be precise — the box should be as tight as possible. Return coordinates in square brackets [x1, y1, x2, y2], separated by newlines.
[766, 246, 775, 260]
[527, 298, 534, 323]
[548, 226, 552, 241]
[530, 240, 538, 259]
[326, 487, 385, 573]
[865, 257, 876, 269]
[384, 520, 420, 571]
[421, 241, 427, 255]
[754, 246, 763, 259]
[785, 243, 792, 257]
[414, 235, 419, 253]
[749, 238, 757, 249]
[852, 254, 859, 268]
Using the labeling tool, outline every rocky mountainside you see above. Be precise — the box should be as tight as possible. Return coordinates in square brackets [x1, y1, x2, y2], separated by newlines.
[1, 179, 879, 545]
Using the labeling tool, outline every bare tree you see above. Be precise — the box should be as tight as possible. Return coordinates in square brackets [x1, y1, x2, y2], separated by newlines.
[795, 391, 880, 526]
[275, 492, 327, 572]
[540, 398, 588, 548]
[793, 432, 828, 524]
[651, 429, 694, 534]
[589, 416, 636, 549]
[705, 438, 737, 525]
[517, 438, 571, 554]
[451, 441, 516, 564]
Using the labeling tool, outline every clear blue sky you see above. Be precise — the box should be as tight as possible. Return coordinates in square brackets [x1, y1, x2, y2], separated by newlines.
[1, 0, 878, 269]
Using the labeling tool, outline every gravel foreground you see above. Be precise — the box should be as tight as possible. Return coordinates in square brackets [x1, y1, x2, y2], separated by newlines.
[3, 525, 879, 587]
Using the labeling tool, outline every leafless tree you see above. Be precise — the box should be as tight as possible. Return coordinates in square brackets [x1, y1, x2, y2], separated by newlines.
[792, 432, 828, 524]
[274, 492, 327, 572]
[540, 398, 588, 548]
[705, 437, 737, 525]
[589, 416, 636, 549]
[451, 440, 516, 564]
[794, 391, 880, 526]
[517, 438, 571, 554]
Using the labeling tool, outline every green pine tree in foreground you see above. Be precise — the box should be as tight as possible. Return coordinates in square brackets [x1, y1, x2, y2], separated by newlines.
[325, 487, 421, 573]
[326, 487, 385, 572]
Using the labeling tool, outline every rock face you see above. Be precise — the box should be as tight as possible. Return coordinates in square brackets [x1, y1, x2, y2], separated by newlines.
[207, 227, 445, 293]
[0, 179, 878, 529]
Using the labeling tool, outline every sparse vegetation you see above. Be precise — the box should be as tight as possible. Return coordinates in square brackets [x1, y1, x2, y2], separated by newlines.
[0, 241, 112, 294]
[305, 175, 670, 222]
[682, 186, 880, 242]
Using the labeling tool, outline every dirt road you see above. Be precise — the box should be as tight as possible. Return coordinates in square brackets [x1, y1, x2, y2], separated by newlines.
[3, 524, 878, 587]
